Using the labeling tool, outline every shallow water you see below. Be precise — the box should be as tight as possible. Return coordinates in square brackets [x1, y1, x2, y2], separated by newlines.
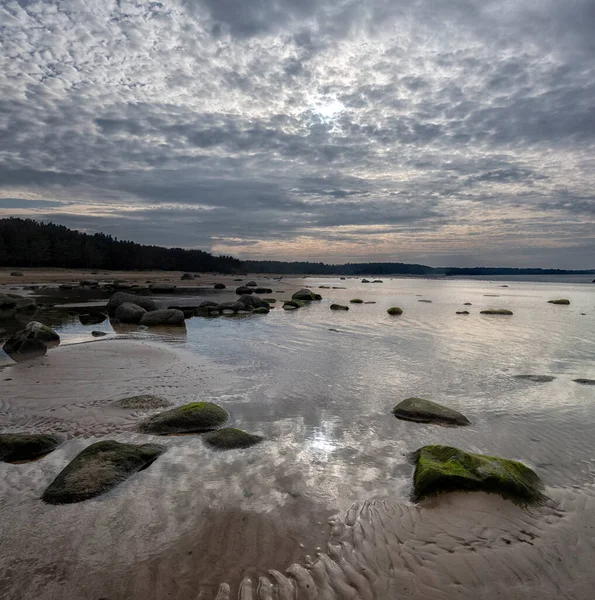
[1, 277, 595, 598]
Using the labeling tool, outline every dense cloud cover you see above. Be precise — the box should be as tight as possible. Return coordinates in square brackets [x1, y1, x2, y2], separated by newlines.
[1, 0, 594, 267]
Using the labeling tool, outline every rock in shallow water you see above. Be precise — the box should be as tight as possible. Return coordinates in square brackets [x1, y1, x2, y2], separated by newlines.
[514, 375, 556, 383]
[2, 321, 59, 362]
[387, 306, 403, 315]
[138, 401, 229, 434]
[115, 302, 146, 323]
[292, 288, 322, 301]
[203, 428, 264, 450]
[115, 394, 171, 409]
[480, 309, 513, 315]
[393, 397, 470, 426]
[409, 445, 546, 506]
[330, 304, 349, 311]
[574, 378, 595, 385]
[548, 299, 570, 305]
[0, 434, 63, 463]
[42, 440, 166, 504]
[107, 292, 158, 314]
[139, 308, 185, 326]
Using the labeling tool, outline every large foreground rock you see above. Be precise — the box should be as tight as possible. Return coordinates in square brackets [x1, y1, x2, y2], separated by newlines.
[42, 440, 166, 504]
[107, 292, 158, 315]
[139, 308, 185, 326]
[3, 322, 60, 362]
[115, 302, 146, 324]
[0, 433, 63, 463]
[138, 401, 229, 434]
[409, 445, 546, 505]
[292, 288, 322, 301]
[393, 397, 470, 426]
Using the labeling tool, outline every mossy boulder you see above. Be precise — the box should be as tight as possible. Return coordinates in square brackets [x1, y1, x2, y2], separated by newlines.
[203, 428, 264, 450]
[330, 304, 349, 311]
[548, 299, 570, 305]
[138, 401, 229, 434]
[393, 397, 470, 426]
[574, 378, 595, 385]
[514, 375, 556, 383]
[409, 445, 546, 506]
[0, 433, 63, 463]
[115, 395, 171, 409]
[480, 309, 513, 315]
[350, 299, 364, 304]
[42, 440, 166, 504]
[387, 307, 403, 315]
[292, 288, 322, 301]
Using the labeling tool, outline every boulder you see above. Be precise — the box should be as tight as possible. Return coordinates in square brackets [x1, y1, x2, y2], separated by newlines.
[480, 309, 513, 315]
[292, 288, 322, 301]
[409, 445, 546, 506]
[79, 312, 107, 326]
[203, 428, 264, 450]
[3, 321, 60, 362]
[393, 397, 470, 426]
[115, 302, 146, 324]
[214, 283, 226, 289]
[107, 292, 158, 315]
[149, 283, 176, 293]
[238, 294, 268, 309]
[139, 309, 185, 326]
[330, 304, 349, 311]
[138, 401, 229, 434]
[361, 279, 370, 283]
[10, 272, 24, 277]
[115, 395, 171, 409]
[253, 287, 272, 294]
[548, 299, 570, 305]
[387, 307, 403, 315]
[42, 440, 166, 504]
[574, 378, 595, 385]
[0, 433, 63, 463]
[235, 286, 254, 295]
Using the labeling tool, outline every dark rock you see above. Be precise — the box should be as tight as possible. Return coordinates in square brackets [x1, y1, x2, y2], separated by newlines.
[198, 300, 219, 309]
[139, 309, 185, 326]
[236, 286, 253, 295]
[0, 434, 63, 463]
[409, 445, 546, 506]
[59, 284, 73, 290]
[112, 282, 132, 290]
[349, 298, 364, 304]
[115, 395, 171, 409]
[480, 309, 513, 315]
[149, 283, 176, 293]
[181, 273, 194, 280]
[456, 311, 470, 315]
[283, 299, 306, 310]
[79, 313, 107, 326]
[361, 279, 370, 283]
[238, 295, 269, 309]
[464, 303, 472, 306]
[574, 378, 595, 385]
[92, 331, 107, 337]
[418, 299, 432, 303]
[393, 397, 470, 426]
[167, 306, 196, 319]
[0, 293, 18, 320]
[330, 304, 349, 311]
[252, 306, 270, 314]
[10, 272, 24, 277]
[246, 281, 257, 286]
[548, 299, 570, 305]
[387, 307, 403, 315]
[372, 280, 383, 283]
[214, 283, 226, 289]
[3, 321, 60, 362]
[107, 292, 158, 315]
[138, 401, 229, 434]
[292, 288, 322, 301]
[514, 375, 556, 383]
[42, 440, 166, 504]
[79, 280, 94, 286]
[115, 302, 146, 324]
[253, 287, 272, 294]
[204, 428, 264, 450]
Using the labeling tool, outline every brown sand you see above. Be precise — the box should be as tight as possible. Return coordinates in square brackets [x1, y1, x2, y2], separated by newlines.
[2, 341, 594, 599]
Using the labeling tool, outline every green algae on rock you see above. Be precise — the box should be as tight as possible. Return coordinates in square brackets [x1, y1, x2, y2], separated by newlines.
[393, 397, 470, 426]
[42, 440, 165, 504]
[387, 307, 403, 315]
[0, 433, 63, 463]
[409, 445, 546, 506]
[480, 309, 513, 315]
[350, 299, 364, 304]
[138, 401, 229, 434]
[330, 304, 349, 311]
[548, 299, 570, 305]
[203, 427, 264, 450]
[115, 395, 171, 409]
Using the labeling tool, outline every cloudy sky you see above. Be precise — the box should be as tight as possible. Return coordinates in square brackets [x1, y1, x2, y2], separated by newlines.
[1, 0, 594, 268]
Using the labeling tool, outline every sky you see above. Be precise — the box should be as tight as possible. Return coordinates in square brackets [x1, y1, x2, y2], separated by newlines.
[1, 0, 594, 268]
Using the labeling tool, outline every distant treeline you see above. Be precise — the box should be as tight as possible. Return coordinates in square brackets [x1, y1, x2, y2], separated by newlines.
[1, 218, 593, 276]
[0, 218, 241, 272]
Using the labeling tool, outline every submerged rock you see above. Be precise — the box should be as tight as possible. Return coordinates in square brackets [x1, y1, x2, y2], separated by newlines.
[115, 302, 146, 324]
[387, 307, 403, 315]
[214, 283, 226, 289]
[252, 306, 270, 314]
[574, 378, 595, 385]
[107, 292, 158, 315]
[292, 288, 322, 301]
[203, 428, 264, 450]
[456, 311, 470, 315]
[42, 440, 166, 505]
[139, 309, 185, 326]
[350, 298, 364, 304]
[0, 433, 63, 463]
[409, 445, 546, 506]
[514, 375, 556, 383]
[79, 313, 107, 326]
[393, 397, 470, 426]
[548, 299, 570, 305]
[282, 299, 306, 310]
[115, 394, 171, 409]
[330, 304, 349, 311]
[3, 322, 60, 362]
[480, 309, 513, 315]
[138, 401, 229, 434]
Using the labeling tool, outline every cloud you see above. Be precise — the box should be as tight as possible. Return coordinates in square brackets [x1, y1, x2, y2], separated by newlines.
[0, 0, 594, 267]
